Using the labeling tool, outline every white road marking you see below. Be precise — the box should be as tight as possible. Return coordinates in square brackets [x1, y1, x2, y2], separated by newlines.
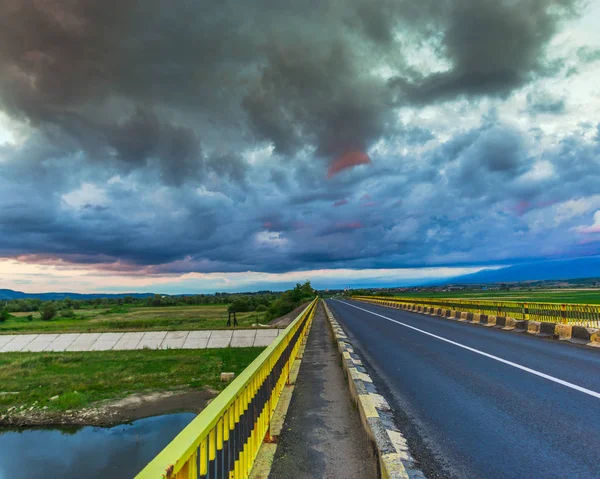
[334, 300, 600, 401]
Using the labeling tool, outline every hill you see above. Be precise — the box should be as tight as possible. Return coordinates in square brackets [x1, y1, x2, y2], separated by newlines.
[447, 256, 600, 284]
[0, 289, 154, 301]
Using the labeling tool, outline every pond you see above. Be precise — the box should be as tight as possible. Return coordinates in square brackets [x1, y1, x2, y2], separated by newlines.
[0, 413, 196, 479]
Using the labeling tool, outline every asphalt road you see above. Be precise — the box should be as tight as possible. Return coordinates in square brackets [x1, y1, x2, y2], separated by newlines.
[327, 299, 600, 479]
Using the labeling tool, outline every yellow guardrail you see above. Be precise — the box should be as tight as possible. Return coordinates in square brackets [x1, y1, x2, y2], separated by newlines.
[135, 298, 318, 479]
[352, 296, 600, 328]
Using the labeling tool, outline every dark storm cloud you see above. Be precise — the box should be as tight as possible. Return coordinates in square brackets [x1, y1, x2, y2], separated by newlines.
[1, 0, 579, 164]
[0, 0, 594, 277]
[206, 153, 248, 184]
[526, 91, 566, 115]
[107, 108, 203, 186]
[577, 46, 600, 64]
[390, 0, 580, 102]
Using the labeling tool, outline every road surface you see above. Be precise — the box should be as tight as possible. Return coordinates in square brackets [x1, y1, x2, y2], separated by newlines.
[327, 299, 600, 479]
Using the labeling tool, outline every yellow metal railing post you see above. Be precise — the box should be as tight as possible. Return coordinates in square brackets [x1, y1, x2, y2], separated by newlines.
[351, 295, 598, 328]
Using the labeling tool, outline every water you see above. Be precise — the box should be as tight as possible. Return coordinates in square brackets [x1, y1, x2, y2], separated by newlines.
[0, 413, 196, 479]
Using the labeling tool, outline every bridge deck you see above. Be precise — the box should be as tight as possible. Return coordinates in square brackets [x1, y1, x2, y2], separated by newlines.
[270, 302, 377, 478]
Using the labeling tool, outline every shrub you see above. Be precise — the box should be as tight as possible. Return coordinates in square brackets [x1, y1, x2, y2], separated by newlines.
[39, 302, 57, 321]
[61, 309, 75, 318]
[0, 309, 9, 322]
[27, 314, 33, 321]
[255, 304, 268, 312]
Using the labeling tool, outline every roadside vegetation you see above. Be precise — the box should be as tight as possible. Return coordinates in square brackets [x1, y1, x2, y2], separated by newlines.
[0, 347, 263, 417]
[263, 281, 315, 320]
[0, 282, 316, 334]
[0, 305, 266, 333]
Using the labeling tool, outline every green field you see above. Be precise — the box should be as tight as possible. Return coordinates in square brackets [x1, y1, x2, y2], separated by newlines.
[0, 305, 267, 334]
[0, 347, 263, 413]
[392, 289, 600, 304]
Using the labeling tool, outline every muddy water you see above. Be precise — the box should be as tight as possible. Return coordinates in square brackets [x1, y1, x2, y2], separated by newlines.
[0, 413, 196, 479]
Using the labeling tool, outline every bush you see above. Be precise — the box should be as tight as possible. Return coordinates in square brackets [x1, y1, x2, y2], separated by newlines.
[264, 281, 315, 320]
[0, 309, 9, 322]
[255, 304, 268, 312]
[39, 302, 57, 321]
[27, 314, 33, 321]
[60, 309, 75, 318]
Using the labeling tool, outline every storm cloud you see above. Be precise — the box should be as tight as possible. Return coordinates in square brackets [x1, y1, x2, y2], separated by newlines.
[0, 0, 599, 284]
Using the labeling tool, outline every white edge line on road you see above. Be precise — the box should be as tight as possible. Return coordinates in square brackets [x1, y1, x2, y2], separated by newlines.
[334, 300, 600, 401]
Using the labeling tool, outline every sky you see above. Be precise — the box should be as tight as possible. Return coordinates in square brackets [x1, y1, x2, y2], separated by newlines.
[0, 0, 600, 293]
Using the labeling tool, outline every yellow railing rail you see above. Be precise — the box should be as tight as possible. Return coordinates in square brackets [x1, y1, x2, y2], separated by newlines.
[135, 297, 318, 479]
[352, 296, 600, 328]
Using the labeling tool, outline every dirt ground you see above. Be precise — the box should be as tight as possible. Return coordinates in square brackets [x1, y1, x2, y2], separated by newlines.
[0, 389, 216, 427]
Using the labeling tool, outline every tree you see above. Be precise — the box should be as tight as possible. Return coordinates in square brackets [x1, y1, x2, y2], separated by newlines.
[39, 302, 57, 321]
[0, 309, 9, 322]
[229, 298, 251, 313]
[149, 294, 163, 307]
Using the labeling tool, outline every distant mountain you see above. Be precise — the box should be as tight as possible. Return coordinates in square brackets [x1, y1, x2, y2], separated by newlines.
[0, 289, 155, 301]
[446, 256, 600, 284]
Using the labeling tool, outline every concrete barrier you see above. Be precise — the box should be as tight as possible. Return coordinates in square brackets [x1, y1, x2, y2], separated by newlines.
[555, 324, 572, 340]
[515, 320, 529, 331]
[527, 321, 541, 334]
[323, 302, 425, 479]
[572, 326, 595, 343]
[539, 322, 557, 336]
[353, 299, 600, 350]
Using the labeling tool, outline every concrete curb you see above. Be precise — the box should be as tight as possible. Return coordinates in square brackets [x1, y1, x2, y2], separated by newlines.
[356, 300, 600, 349]
[322, 301, 426, 479]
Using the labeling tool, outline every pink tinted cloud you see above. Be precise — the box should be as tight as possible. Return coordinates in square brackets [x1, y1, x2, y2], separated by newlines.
[536, 199, 557, 209]
[293, 221, 310, 230]
[576, 225, 600, 235]
[327, 151, 371, 178]
[342, 221, 362, 230]
[574, 211, 600, 235]
[512, 199, 557, 216]
[320, 221, 363, 236]
[333, 199, 348, 207]
[514, 200, 530, 216]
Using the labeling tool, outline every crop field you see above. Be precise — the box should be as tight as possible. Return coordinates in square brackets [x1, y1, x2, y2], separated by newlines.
[394, 289, 600, 304]
[0, 305, 266, 334]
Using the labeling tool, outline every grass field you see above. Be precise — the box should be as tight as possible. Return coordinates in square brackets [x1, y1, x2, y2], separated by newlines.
[0, 305, 266, 334]
[0, 347, 263, 413]
[393, 289, 600, 304]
